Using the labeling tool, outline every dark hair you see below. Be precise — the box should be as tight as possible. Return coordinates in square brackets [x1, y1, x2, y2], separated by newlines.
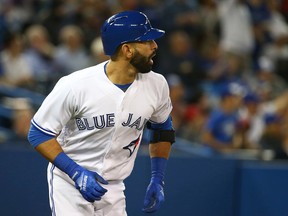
[3, 32, 21, 49]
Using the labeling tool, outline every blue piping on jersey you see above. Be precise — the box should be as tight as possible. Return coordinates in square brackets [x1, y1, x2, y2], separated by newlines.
[31, 119, 56, 136]
[114, 83, 132, 90]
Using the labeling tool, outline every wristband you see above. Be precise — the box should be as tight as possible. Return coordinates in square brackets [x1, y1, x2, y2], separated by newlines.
[151, 157, 167, 184]
[53, 152, 80, 178]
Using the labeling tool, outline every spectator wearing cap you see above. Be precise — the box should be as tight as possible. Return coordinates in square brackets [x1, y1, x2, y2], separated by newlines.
[200, 82, 247, 154]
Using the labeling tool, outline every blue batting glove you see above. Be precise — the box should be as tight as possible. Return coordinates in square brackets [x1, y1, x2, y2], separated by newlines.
[142, 157, 167, 213]
[53, 152, 108, 203]
[142, 176, 165, 213]
[71, 167, 108, 202]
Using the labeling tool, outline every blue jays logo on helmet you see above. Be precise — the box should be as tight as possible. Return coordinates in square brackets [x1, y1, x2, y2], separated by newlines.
[101, 10, 165, 56]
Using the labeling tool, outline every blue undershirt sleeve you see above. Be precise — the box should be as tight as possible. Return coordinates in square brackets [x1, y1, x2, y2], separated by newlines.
[27, 123, 56, 148]
[150, 116, 173, 130]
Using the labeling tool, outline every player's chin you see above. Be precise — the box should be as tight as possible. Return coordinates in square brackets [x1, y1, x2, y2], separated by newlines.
[139, 65, 152, 74]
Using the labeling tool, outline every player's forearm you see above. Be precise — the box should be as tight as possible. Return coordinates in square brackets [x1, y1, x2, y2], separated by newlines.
[35, 138, 77, 176]
[149, 142, 171, 159]
[35, 138, 64, 162]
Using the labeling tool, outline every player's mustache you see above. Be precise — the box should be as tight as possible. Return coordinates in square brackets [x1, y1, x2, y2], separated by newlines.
[150, 51, 156, 59]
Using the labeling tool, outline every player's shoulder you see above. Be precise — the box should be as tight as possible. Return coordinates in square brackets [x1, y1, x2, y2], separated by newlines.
[59, 61, 107, 85]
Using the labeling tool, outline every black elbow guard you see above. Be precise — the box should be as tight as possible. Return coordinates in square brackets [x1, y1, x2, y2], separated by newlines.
[150, 129, 175, 144]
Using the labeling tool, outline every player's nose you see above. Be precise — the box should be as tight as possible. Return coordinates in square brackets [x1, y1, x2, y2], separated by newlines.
[150, 40, 158, 51]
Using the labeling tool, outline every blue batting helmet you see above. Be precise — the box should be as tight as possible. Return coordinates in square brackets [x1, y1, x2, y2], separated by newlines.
[101, 11, 165, 56]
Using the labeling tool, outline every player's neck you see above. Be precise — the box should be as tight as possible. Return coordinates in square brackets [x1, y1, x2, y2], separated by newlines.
[105, 60, 137, 85]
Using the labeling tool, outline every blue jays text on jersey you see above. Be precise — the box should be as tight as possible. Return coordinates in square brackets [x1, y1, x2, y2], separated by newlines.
[75, 113, 149, 131]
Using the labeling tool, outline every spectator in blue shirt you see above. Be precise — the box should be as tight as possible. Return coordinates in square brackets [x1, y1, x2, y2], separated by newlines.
[201, 82, 247, 153]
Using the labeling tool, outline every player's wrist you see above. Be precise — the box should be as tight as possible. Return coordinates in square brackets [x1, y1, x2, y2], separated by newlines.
[53, 152, 82, 179]
[150, 157, 167, 185]
[151, 175, 165, 187]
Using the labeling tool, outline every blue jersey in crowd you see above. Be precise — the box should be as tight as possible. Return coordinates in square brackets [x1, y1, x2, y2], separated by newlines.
[205, 109, 239, 144]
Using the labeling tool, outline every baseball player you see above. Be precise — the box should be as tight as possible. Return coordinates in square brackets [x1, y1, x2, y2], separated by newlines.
[28, 11, 175, 216]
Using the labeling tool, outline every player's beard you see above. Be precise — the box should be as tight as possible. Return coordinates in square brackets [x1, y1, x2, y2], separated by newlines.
[130, 50, 156, 74]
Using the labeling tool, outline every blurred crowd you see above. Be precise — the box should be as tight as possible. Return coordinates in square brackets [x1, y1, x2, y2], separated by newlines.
[0, 0, 288, 160]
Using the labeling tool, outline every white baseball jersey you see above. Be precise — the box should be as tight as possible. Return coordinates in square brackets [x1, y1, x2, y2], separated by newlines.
[33, 61, 172, 181]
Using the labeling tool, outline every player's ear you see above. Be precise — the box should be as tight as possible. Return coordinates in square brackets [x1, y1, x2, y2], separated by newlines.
[121, 43, 134, 59]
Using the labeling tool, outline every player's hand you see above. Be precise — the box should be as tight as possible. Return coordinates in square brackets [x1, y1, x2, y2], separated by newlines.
[142, 176, 165, 213]
[72, 167, 108, 202]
